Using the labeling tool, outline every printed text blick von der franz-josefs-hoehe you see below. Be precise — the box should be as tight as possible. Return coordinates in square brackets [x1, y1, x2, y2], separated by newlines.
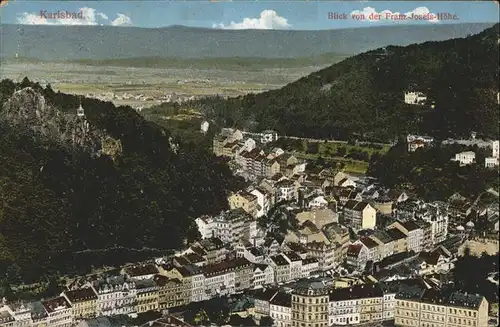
[327, 12, 459, 21]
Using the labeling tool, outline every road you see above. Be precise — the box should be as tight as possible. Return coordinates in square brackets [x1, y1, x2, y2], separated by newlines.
[280, 135, 392, 148]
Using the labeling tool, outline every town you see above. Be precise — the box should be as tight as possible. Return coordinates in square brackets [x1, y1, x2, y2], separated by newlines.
[1, 123, 498, 327]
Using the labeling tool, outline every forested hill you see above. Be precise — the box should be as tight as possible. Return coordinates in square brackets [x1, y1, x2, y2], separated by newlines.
[0, 78, 242, 283]
[184, 23, 499, 142]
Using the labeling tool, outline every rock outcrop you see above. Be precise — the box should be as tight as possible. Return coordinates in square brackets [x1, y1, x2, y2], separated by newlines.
[0, 87, 121, 159]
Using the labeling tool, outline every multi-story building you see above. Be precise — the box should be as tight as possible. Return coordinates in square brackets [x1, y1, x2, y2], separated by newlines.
[252, 264, 275, 288]
[355, 237, 381, 263]
[291, 280, 330, 327]
[446, 291, 489, 327]
[303, 241, 336, 271]
[88, 275, 137, 317]
[61, 287, 98, 320]
[154, 275, 186, 310]
[359, 284, 384, 324]
[134, 278, 160, 314]
[41, 296, 73, 327]
[269, 254, 291, 284]
[370, 230, 395, 260]
[270, 292, 292, 327]
[0, 303, 32, 327]
[452, 151, 476, 166]
[276, 180, 297, 202]
[301, 258, 320, 278]
[386, 228, 408, 254]
[419, 288, 448, 327]
[228, 191, 259, 218]
[396, 287, 489, 327]
[394, 283, 426, 327]
[253, 289, 279, 323]
[283, 252, 303, 281]
[389, 220, 424, 253]
[249, 187, 271, 218]
[419, 203, 449, 245]
[195, 210, 255, 244]
[347, 244, 369, 271]
[343, 200, 377, 230]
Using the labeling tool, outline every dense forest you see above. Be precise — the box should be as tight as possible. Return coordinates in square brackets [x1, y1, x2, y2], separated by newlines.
[163, 23, 499, 141]
[0, 78, 243, 286]
[367, 143, 499, 202]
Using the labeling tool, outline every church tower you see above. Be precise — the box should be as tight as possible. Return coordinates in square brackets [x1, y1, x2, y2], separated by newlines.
[77, 102, 85, 117]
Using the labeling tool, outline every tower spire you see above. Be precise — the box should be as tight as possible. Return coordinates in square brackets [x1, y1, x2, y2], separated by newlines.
[77, 97, 85, 117]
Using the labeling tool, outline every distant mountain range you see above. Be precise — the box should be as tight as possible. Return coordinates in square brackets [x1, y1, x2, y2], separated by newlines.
[0, 23, 496, 60]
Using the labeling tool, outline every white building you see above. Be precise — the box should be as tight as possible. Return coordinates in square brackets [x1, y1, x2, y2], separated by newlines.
[260, 130, 279, 144]
[485, 157, 499, 168]
[452, 151, 475, 166]
[419, 203, 449, 245]
[301, 258, 319, 278]
[276, 180, 297, 202]
[194, 215, 215, 240]
[493, 140, 500, 158]
[252, 265, 275, 288]
[269, 292, 292, 327]
[41, 296, 74, 327]
[283, 252, 303, 281]
[249, 188, 270, 218]
[404, 91, 427, 105]
[307, 195, 328, 209]
[200, 121, 209, 134]
[89, 276, 137, 317]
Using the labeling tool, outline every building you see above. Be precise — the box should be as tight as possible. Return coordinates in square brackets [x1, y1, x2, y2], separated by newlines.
[62, 287, 98, 320]
[386, 228, 408, 254]
[269, 254, 291, 284]
[389, 220, 423, 253]
[253, 289, 279, 323]
[347, 244, 369, 271]
[446, 291, 489, 327]
[270, 292, 292, 327]
[484, 157, 499, 168]
[395, 287, 489, 327]
[228, 191, 259, 218]
[252, 264, 275, 288]
[328, 283, 383, 326]
[404, 91, 427, 105]
[394, 283, 426, 327]
[88, 275, 137, 317]
[154, 275, 187, 309]
[41, 296, 74, 327]
[135, 278, 160, 314]
[452, 151, 476, 166]
[291, 280, 330, 327]
[407, 135, 434, 152]
[343, 200, 377, 230]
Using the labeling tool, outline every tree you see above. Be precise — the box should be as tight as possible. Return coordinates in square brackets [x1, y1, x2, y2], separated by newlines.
[5, 263, 22, 285]
[259, 316, 274, 327]
[462, 245, 471, 257]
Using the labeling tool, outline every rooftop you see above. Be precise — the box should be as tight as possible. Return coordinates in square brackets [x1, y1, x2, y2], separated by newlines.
[329, 283, 383, 301]
[63, 287, 98, 303]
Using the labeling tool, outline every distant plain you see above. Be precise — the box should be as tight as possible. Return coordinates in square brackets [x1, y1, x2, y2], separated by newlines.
[0, 56, 347, 107]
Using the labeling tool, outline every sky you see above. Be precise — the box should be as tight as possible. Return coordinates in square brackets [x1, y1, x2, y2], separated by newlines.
[0, 1, 498, 30]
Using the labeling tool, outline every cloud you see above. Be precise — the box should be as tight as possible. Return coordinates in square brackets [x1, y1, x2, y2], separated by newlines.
[350, 6, 439, 23]
[111, 13, 132, 26]
[213, 10, 291, 30]
[16, 8, 131, 26]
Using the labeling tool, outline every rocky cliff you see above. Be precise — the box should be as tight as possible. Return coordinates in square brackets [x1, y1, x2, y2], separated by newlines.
[0, 87, 122, 159]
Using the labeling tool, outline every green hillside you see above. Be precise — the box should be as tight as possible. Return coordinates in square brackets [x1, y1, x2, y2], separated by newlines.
[182, 24, 499, 142]
[0, 78, 242, 286]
